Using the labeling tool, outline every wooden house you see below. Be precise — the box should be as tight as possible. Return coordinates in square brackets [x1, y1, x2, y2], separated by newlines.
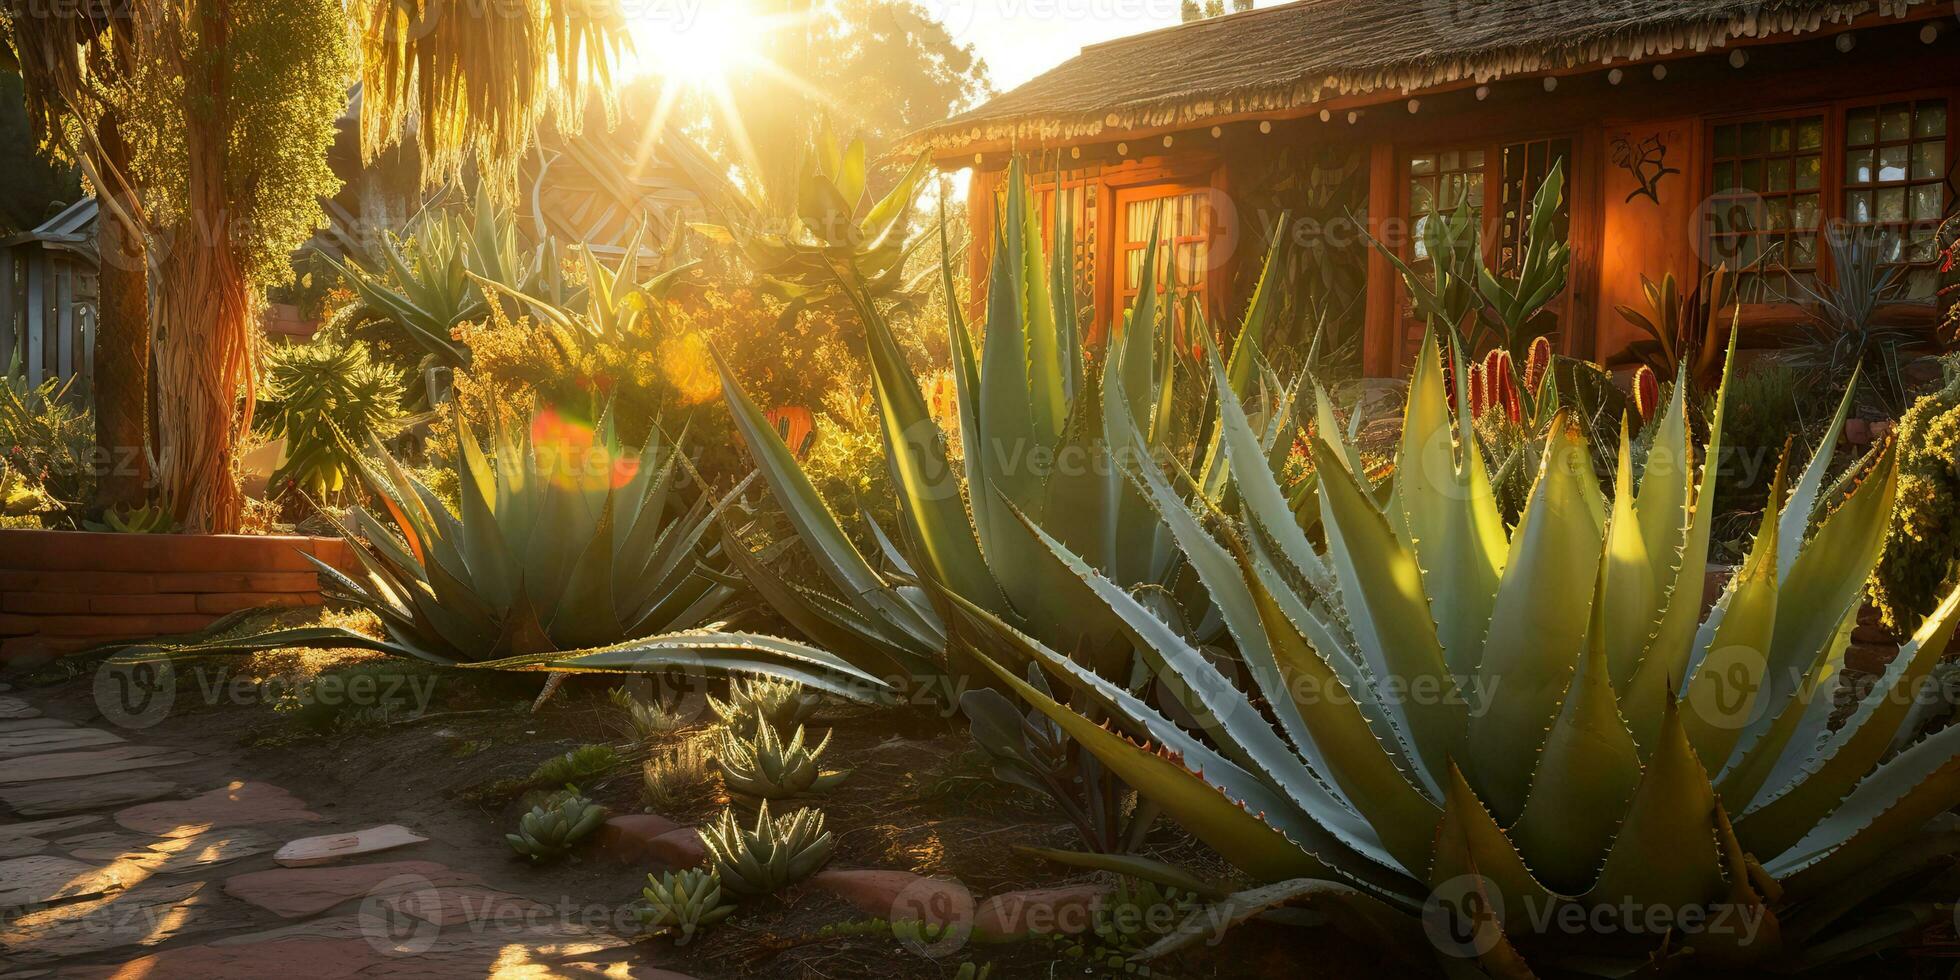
[902, 0, 1958, 377]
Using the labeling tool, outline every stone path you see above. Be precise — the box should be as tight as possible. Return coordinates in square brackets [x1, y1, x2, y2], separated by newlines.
[0, 684, 693, 978]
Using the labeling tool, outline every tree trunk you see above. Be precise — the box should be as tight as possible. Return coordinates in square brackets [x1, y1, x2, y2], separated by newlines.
[88, 115, 151, 514]
[151, 0, 253, 533]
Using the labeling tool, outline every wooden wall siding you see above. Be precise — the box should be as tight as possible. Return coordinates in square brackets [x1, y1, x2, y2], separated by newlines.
[952, 19, 1955, 377]
[0, 249, 96, 390]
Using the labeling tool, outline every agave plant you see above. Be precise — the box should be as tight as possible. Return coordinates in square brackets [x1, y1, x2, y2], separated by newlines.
[637, 868, 736, 945]
[709, 677, 819, 738]
[107, 408, 892, 700]
[717, 159, 1295, 701]
[321, 183, 572, 373]
[507, 789, 607, 862]
[955, 328, 1960, 974]
[699, 801, 834, 896]
[678, 122, 929, 304]
[715, 710, 848, 798]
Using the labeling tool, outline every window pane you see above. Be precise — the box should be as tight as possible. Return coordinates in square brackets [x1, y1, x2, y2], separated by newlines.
[1714, 161, 1735, 191]
[1847, 109, 1877, 146]
[1793, 194, 1821, 229]
[1766, 158, 1792, 191]
[1741, 121, 1767, 154]
[1796, 155, 1822, 189]
[1797, 118, 1825, 150]
[1911, 184, 1944, 222]
[1769, 121, 1792, 153]
[1845, 190, 1873, 223]
[1880, 105, 1913, 141]
[1739, 159, 1764, 189]
[1411, 155, 1437, 176]
[1912, 141, 1945, 180]
[1917, 103, 1948, 139]
[1715, 125, 1740, 157]
[1877, 187, 1907, 223]
[1878, 146, 1909, 182]
[1846, 149, 1875, 185]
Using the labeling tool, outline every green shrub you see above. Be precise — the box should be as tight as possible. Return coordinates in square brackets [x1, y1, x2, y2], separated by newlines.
[1, 364, 95, 525]
[255, 337, 408, 506]
[1871, 361, 1960, 631]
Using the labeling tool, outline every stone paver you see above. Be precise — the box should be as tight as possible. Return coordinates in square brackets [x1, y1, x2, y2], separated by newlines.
[0, 855, 132, 910]
[274, 824, 427, 867]
[0, 879, 249, 963]
[0, 717, 72, 733]
[0, 727, 122, 760]
[0, 745, 195, 785]
[223, 860, 481, 918]
[0, 773, 179, 817]
[0, 695, 41, 719]
[0, 815, 101, 859]
[382, 884, 548, 927]
[74, 828, 280, 875]
[114, 780, 323, 837]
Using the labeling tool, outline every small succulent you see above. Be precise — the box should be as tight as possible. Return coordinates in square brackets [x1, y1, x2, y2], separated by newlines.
[709, 677, 818, 738]
[699, 801, 833, 896]
[527, 744, 621, 791]
[636, 868, 736, 945]
[610, 686, 691, 740]
[715, 709, 849, 798]
[506, 788, 606, 862]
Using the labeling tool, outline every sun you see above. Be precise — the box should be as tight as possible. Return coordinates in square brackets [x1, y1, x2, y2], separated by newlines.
[621, 1, 758, 84]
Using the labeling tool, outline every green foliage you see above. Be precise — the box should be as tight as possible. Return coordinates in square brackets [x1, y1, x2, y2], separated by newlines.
[637, 868, 736, 945]
[963, 329, 1960, 973]
[1872, 362, 1960, 632]
[1030, 878, 1200, 976]
[526, 744, 622, 792]
[1611, 264, 1733, 389]
[1788, 225, 1926, 415]
[1, 362, 95, 525]
[82, 502, 178, 534]
[321, 185, 569, 373]
[120, 0, 351, 290]
[709, 677, 818, 738]
[715, 711, 848, 798]
[255, 338, 408, 502]
[505, 788, 606, 862]
[699, 801, 834, 896]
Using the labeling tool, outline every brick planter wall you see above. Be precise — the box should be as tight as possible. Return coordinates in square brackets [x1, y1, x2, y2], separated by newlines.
[0, 529, 355, 661]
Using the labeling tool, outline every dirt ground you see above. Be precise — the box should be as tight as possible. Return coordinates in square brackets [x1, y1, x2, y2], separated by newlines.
[8, 640, 1397, 979]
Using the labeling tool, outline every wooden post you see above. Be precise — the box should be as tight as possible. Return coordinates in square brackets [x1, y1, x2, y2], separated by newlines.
[1362, 142, 1400, 378]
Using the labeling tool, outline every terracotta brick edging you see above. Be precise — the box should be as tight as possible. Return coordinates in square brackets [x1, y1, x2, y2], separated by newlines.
[0, 528, 356, 662]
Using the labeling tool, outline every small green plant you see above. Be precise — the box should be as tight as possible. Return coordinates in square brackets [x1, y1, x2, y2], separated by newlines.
[636, 868, 736, 945]
[527, 744, 622, 791]
[1, 357, 94, 524]
[642, 738, 719, 813]
[83, 502, 179, 533]
[610, 686, 692, 741]
[506, 788, 606, 862]
[715, 710, 848, 798]
[699, 801, 833, 896]
[1032, 878, 1201, 976]
[254, 338, 408, 503]
[709, 677, 818, 738]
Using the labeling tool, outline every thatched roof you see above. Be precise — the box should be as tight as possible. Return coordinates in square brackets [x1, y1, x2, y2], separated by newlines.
[903, 0, 1940, 155]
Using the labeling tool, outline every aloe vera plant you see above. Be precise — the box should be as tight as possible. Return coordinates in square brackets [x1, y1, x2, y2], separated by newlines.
[957, 327, 1960, 973]
[109, 407, 892, 700]
[717, 160, 1294, 700]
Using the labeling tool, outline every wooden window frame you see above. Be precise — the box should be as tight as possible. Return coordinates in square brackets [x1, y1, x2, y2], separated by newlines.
[1699, 88, 1957, 328]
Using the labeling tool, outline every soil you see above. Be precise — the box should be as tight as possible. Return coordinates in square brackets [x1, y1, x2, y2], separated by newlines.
[4, 640, 1392, 979]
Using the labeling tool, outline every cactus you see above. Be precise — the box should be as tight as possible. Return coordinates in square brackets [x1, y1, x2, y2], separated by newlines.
[699, 801, 834, 895]
[637, 868, 736, 944]
[610, 686, 691, 741]
[506, 788, 607, 862]
[709, 677, 819, 738]
[716, 709, 849, 798]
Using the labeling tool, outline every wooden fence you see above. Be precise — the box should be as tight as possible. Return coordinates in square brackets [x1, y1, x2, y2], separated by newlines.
[1, 245, 97, 390]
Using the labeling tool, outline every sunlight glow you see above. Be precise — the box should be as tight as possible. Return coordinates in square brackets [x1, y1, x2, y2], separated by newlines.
[621, 1, 758, 84]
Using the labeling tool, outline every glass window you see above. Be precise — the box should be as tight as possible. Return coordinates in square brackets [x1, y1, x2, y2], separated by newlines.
[1843, 99, 1950, 300]
[1708, 112, 1827, 303]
